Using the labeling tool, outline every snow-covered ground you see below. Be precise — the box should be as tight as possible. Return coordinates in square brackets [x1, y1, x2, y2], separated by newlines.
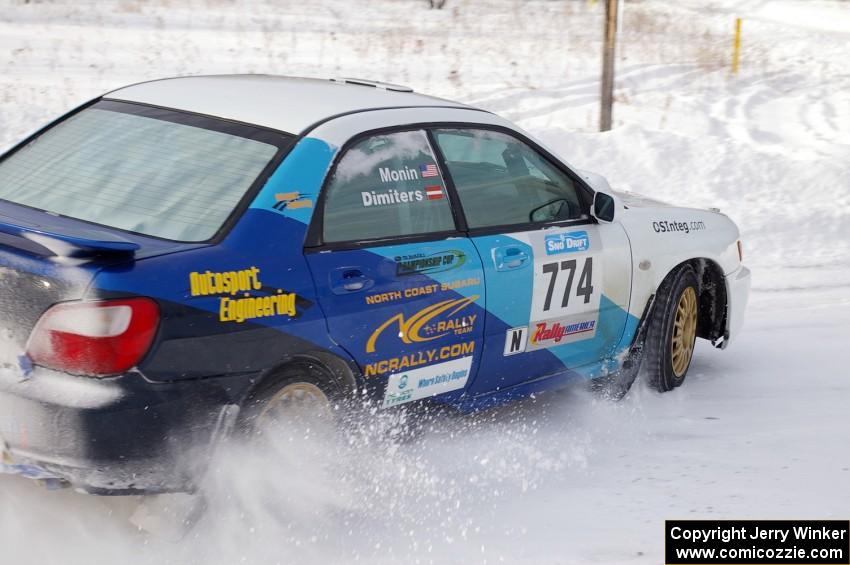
[0, 0, 848, 563]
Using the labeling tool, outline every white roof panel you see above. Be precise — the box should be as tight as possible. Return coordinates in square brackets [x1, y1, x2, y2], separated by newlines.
[106, 75, 471, 134]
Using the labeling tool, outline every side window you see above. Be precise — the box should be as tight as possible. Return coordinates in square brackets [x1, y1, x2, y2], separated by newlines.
[322, 130, 455, 243]
[432, 128, 585, 229]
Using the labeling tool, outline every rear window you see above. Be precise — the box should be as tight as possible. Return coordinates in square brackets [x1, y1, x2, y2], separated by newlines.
[0, 101, 289, 242]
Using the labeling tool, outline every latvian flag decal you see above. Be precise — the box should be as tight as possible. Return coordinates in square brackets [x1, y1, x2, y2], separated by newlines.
[420, 163, 439, 178]
[425, 185, 444, 200]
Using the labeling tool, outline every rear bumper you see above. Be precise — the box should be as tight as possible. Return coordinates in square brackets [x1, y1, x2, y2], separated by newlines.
[0, 368, 245, 494]
[722, 265, 751, 348]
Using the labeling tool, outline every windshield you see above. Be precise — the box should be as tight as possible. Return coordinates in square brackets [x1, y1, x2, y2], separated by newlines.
[0, 100, 290, 242]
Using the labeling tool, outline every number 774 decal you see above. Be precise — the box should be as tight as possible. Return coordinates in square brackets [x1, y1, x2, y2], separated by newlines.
[504, 253, 601, 356]
[531, 256, 601, 320]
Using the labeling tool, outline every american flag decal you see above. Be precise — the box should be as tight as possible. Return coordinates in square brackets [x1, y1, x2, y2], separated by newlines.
[425, 185, 444, 200]
[420, 163, 439, 178]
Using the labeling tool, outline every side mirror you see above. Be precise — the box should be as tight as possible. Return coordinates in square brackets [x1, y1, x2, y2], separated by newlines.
[592, 191, 616, 223]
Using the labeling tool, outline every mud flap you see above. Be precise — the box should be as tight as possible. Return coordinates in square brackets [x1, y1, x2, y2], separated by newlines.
[590, 293, 657, 400]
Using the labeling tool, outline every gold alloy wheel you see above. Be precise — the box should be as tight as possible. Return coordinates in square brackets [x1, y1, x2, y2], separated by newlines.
[257, 381, 333, 429]
[671, 286, 698, 378]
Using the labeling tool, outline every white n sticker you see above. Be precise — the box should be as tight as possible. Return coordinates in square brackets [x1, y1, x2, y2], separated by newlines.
[503, 326, 528, 356]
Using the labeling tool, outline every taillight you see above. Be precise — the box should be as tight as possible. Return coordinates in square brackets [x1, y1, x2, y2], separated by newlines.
[27, 297, 159, 376]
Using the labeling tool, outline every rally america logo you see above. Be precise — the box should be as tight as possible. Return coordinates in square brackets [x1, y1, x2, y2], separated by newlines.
[530, 320, 596, 345]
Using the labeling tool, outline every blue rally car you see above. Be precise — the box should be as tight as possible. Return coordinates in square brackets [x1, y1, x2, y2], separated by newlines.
[0, 76, 750, 494]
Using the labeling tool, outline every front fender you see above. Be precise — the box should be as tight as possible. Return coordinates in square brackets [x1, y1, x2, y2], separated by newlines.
[620, 207, 741, 320]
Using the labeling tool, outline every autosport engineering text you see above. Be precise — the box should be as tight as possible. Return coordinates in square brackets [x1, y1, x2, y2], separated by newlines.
[189, 266, 298, 323]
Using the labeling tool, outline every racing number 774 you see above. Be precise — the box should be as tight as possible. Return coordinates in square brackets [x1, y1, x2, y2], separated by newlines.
[541, 257, 594, 312]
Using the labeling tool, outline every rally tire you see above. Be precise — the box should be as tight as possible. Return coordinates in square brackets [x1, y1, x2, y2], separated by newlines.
[237, 362, 341, 437]
[645, 265, 699, 392]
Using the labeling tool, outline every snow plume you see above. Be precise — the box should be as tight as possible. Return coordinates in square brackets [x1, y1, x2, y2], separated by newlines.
[0, 386, 647, 565]
[142, 391, 628, 564]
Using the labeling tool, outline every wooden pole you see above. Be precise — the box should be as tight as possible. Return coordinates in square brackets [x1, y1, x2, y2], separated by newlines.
[599, 0, 619, 131]
[732, 18, 742, 75]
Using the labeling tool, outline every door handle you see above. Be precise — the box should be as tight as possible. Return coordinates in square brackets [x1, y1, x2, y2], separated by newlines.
[343, 275, 367, 291]
[330, 267, 374, 294]
[494, 246, 530, 271]
[505, 254, 528, 268]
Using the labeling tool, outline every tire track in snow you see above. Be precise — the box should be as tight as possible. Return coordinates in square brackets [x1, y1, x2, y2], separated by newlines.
[712, 75, 849, 159]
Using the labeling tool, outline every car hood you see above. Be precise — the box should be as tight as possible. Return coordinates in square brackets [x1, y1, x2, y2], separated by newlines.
[577, 169, 676, 210]
[612, 189, 674, 209]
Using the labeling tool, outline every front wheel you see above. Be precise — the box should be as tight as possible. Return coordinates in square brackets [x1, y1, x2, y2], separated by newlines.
[645, 265, 699, 392]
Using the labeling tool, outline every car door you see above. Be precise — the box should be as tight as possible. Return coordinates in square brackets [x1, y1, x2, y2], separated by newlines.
[430, 127, 632, 396]
[305, 129, 486, 409]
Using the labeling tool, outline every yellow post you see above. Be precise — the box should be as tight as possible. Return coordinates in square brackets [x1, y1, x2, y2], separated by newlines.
[732, 18, 742, 75]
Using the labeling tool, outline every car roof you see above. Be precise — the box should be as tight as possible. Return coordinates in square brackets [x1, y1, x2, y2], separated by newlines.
[106, 75, 474, 135]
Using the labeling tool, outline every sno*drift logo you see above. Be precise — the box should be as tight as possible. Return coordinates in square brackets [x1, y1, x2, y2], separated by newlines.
[544, 231, 589, 255]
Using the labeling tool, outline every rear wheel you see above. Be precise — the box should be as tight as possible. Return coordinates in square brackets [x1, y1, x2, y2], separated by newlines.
[239, 363, 339, 439]
[645, 265, 699, 392]
[257, 381, 333, 429]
